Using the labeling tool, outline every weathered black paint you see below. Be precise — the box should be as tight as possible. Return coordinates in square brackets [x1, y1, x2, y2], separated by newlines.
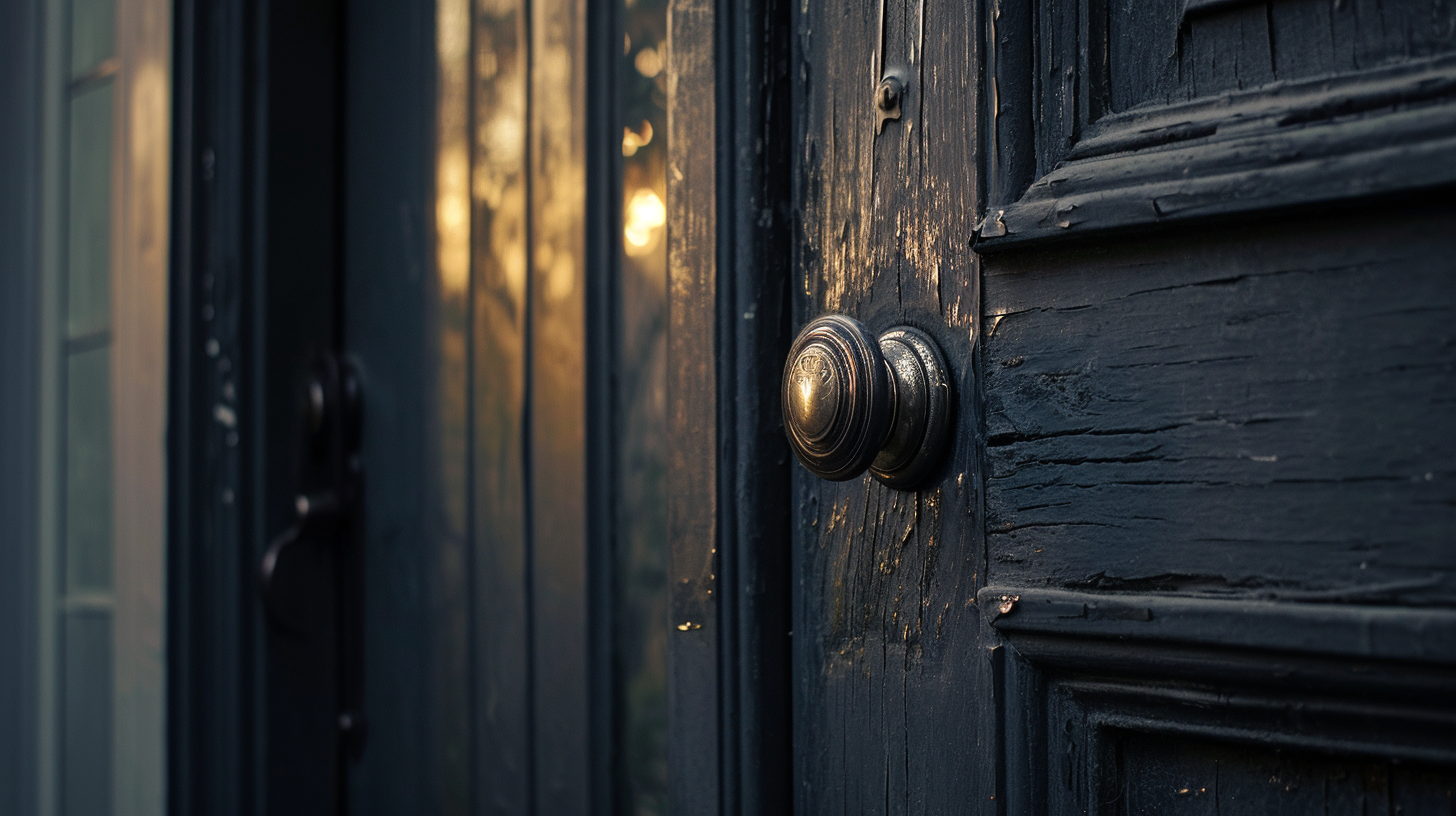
[162, 0, 1456, 808]
[169, 0, 263, 810]
[657, 0, 1456, 811]
[170, 0, 349, 810]
[337, 0, 460, 811]
[979, 0, 1456, 245]
[665, 0, 797, 811]
[982, 207, 1456, 602]
[787, 0, 990, 810]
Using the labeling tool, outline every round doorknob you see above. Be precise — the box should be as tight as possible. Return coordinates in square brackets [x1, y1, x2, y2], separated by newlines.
[782, 315, 952, 488]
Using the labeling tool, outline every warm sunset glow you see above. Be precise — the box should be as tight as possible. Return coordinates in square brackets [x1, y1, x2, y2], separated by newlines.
[623, 188, 665, 255]
[435, 0, 471, 295]
[621, 120, 654, 156]
[634, 46, 662, 77]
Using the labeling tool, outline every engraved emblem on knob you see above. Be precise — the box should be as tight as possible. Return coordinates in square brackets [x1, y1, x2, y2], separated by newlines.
[788, 349, 840, 441]
[782, 315, 952, 489]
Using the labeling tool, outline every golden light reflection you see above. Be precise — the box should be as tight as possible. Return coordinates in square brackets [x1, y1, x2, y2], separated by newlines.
[633, 47, 662, 78]
[435, 0, 471, 296]
[618, 2, 670, 808]
[623, 188, 665, 256]
[621, 120, 653, 156]
[437, 145, 471, 292]
[474, 109, 524, 207]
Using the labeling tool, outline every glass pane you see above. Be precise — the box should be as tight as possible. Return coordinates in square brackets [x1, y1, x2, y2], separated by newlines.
[65, 344, 112, 593]
[70, 0, 116, 78]
[67, 85, 113, 339]
[616, 0, 669, 810]
[62, 610, 114, 816]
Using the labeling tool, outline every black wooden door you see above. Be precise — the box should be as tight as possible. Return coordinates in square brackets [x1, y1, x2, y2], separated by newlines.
[170, 0, 609, 811]
[669, 0, 1456, 813]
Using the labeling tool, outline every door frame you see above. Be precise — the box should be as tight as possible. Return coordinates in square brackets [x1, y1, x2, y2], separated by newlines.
[168, 0, 349, 810]
[664, 0, 797, 812]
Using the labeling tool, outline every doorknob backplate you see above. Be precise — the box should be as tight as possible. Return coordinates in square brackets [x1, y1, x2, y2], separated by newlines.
[783, 315, 952, 489]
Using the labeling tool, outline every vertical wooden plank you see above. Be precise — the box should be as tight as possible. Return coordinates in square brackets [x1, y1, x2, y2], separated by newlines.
[985, 0, 1035, 211]
[665, 0, 799, 810]
[528, 0, 591, 807]
[586, 0, 618, 807]
[720, 0, 795, 810]
[470, 0, 533, 810]
[664, 0, 721, 810]
[342, 0, 484, 810]
[791, 0, 990, 814]
[433, 0, 474, 810]
[256, 0, 347, 810]
[166, 0, 259, 811]
[110, 0, 169, 812]
[1182, 9, 1275, 99]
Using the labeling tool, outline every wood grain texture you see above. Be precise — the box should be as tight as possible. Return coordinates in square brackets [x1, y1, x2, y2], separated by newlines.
[664, 0, 798, 809]
[982, 0, 1456, 247]
[1000, 663, 1456, 815]
[665, 0, 722, 809]
[1102, 0, 1456, 113]
[720, 0, 797, 809]
[1112, 735, 1456, 815]
[982, 586, 1456, 664]
[982, 204, 1456, 608]
[978, 3, 1456, 805]
[790, 0, 989, 811]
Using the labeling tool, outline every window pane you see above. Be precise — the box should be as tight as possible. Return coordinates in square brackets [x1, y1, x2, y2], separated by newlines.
[70, 0, 116, 77]
[62, 610, 113, 816]
[65, 344, 112, 594]
[66, 85, 113, 339]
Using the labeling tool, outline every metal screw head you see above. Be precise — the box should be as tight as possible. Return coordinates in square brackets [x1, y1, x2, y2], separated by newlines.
[874, 77, 904, 134]
[876, 77, 903, 112]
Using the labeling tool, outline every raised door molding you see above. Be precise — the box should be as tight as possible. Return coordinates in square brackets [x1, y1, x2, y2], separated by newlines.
[979, 0, 1456, 248]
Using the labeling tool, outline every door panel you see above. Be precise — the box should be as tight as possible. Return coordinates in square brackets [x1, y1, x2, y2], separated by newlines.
[981, 209, 1456, 600]
[172, 0, 641, 810]
[341, 0, 462, 809]
[341, 0, 599, 811]
[788, 0, 992, 812]
[257, 2, 348, 812]
[974, 0, 1456, 809]
[979, 202, 1456, 815]
[773, 0, 1456, 810]
[980, 0, 1456, 245]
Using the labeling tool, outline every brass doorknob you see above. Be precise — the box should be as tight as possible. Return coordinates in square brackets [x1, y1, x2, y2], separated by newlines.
[782, 315, 952, 488]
